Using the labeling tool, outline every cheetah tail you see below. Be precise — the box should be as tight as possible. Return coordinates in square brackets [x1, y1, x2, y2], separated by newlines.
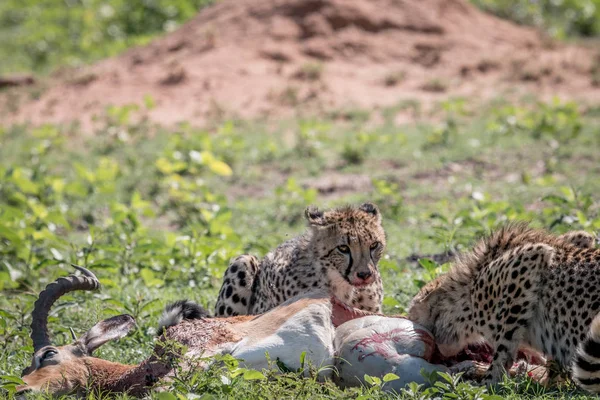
[572, 313, 600, 393]
[157, 299, 211, 334]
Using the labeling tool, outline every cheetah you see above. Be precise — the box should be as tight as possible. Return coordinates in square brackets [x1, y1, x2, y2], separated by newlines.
[215, 203, 386, 317]
[407, 222, 600, 391]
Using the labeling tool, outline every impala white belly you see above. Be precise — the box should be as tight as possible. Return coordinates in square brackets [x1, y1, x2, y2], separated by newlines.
[334, 316, 448, 391]
[230, 302, 336, 378]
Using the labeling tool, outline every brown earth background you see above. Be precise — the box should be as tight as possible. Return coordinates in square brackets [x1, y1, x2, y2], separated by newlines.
[1, 0, 599, 129]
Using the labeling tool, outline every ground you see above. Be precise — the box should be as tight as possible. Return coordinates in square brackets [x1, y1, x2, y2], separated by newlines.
[1, 0, 600, 399]
[2, 93, 600, 399]
[1, 0, 599, 129]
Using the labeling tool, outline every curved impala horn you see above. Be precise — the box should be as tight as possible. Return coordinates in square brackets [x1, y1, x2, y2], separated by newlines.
[31, 265, 100, 351]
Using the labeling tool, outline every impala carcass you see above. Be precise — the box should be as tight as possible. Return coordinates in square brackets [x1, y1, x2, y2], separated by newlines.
[17, 267, 546, 397]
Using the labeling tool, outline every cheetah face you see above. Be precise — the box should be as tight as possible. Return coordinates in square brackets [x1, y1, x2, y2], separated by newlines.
[330, 238, 383, 286]
[407, 279, 439, 331]
[408, 277, 474, 358]
[305, 203, 386, 287]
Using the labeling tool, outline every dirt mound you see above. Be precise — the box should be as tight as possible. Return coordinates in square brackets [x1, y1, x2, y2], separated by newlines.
[2, 0, 598, 129]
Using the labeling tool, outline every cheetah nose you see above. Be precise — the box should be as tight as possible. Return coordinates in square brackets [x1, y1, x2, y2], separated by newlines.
[356, 271, 372, 281]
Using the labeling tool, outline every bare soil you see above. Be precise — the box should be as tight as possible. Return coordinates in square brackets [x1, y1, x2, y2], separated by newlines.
[1, 0, 599, 129]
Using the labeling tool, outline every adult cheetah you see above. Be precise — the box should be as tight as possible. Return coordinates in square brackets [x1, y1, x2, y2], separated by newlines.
[215, 203, 386, 316]
[407, 222, 600, 391]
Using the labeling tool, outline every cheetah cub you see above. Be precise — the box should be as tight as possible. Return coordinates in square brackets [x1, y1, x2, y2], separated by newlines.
[408, 223, 600, 392]
[215, 203, 386, 316]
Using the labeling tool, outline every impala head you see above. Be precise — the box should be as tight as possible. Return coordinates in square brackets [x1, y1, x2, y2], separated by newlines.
[17, 266, 135, 396]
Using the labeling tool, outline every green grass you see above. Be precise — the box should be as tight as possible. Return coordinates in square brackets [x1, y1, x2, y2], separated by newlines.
[470, 0, 600, 39]
[1, 1, 600, 398]
[0, 0, 213, 75]
[1, 95, 600, 398]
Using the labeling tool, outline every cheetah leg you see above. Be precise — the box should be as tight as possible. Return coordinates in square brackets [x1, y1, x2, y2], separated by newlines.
[214, 255, 259, 317]
[476, 243, 555, 385]
[558, 231, 596, 249]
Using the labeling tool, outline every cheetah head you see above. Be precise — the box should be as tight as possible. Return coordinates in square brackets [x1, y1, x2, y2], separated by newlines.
[408, 275, 479, 357]
[305, 203, 386, 287]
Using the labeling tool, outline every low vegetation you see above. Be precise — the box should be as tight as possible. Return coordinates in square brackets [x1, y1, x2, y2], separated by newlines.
[1, 96, 600, 398]
[0, 0, 214, 74]
[1, 0, 600, 398]
[471, 0, 600, 38]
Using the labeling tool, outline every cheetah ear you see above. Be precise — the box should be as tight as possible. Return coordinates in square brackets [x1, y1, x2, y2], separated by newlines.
[305, 205, 326, 226]
[359, 203, 381, 223]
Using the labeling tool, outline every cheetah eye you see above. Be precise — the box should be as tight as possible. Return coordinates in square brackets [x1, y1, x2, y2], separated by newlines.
[337, 245, 350, 254]
[370, 242, 381, 251]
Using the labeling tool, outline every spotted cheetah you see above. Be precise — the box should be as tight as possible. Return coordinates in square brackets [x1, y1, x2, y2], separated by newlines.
[407, 222, 600, 391]
[215, 203, 386, 317]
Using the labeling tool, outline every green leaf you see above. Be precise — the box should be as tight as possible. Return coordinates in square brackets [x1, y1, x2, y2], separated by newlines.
[11, 169, 39, 194]
[144, 94, 156, 110]
[28, 201, 49, 219]
[413, 279, 426, 289]
[207, 159, 233, 177]
[99, 278, 118, 288]
[0, 375, 26, 385]
[383, 373, 399, 382]
[437, 371, 454, 384]
[299, 350, 306, 370]
[418, 258, 438, 274]
[218, 354, 239, 370]
[51, 178, 66, 194]
[74, 162, 96, 183]
[559, 186, 576, 202]
[0, 225, 22, 246]
[0, 272, 11, 291]
[155, 392, 177, 400]
[96, 157, 119, 182]
[65, 181, 89, 197]
[242, 370, 266, 381]
[364, 374, 381, 386]
[156, 157, 186, 175]
[2, 261, 22, 283]
[576, 211, 588, 226]
[541, 194, 568, 205]
[140, 268, 164, 287]
[104, 299, 125, 309]
[89, 259, 120, 269]
[382, 296, 400, 308]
